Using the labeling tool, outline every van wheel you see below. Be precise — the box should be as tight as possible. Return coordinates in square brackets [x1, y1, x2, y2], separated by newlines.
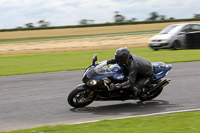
[172, 41, 181, 50]
[153, 48, 158, 51]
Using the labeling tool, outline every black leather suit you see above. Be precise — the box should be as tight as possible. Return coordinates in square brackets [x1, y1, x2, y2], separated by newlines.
[107, 54, 153, 90]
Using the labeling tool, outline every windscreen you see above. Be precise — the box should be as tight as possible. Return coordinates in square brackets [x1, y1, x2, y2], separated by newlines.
[94, 66, 109, 74]
[85, 65, 109, 78]
[159, 25, 182, 34]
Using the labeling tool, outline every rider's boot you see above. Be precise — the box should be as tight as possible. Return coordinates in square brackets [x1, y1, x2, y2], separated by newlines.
[132, 87, 142, 97]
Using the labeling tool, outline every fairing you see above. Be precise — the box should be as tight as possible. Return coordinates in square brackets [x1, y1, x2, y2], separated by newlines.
[82, 62, 172, 83]
[82, 64, 126, 83]
[151, 62, 172, 80]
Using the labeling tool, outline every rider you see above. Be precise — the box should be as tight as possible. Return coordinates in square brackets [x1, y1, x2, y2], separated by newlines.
[101, 47, 154, 96]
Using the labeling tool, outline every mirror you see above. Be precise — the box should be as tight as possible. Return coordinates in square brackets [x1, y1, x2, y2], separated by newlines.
[92, 54, 97, 65]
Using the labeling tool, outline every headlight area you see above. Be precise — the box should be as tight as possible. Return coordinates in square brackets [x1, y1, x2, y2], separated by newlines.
[149, 40, 169, 47]
[150, 39, 169, 43]
[86, 80, 97, 86]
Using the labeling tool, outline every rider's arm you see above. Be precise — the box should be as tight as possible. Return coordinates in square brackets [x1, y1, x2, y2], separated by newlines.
[96, 58, 116, 70]
[96, 58, 116, 69]
[120, 70, 137, 89]
[107, 58, 116, 65]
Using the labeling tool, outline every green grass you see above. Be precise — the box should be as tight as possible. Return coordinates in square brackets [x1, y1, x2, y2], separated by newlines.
[0, 48, 200, 76]
[1, 111, 200, 133]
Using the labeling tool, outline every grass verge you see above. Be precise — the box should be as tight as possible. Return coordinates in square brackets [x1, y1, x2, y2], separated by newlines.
[1, 111, 200, 133]
[0, 30, 158, 44]
[1, 20, 200, 40]
[0, 48, 200, 76]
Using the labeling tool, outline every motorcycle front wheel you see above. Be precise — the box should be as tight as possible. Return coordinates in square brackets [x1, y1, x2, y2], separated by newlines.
[68, 85, 95, 108]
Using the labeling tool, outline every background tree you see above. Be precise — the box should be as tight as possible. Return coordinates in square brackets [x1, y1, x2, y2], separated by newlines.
[169, 17, 175, 20]
[147, 12, 167, 21]
[79, 19, 94, 25]
[194, 14, 200, 18]
[131, 18, 137, 21]
[25, 23, 34, 28]
[38, 20, 50, 27]
[88, 20, 94, 24]
[126, 18, 137, 22]
[16, 26, 23, 29]
[147, 12, 160, 21]
[159, 15, 166, 20]
[114, 11, 125, 23]
[79, 19, 87, 25]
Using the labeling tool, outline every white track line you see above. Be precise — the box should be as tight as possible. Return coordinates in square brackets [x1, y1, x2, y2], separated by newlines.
[70, 108, 200, 125]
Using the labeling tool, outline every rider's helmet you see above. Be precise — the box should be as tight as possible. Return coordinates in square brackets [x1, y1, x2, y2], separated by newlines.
[115, 47, 131, 66]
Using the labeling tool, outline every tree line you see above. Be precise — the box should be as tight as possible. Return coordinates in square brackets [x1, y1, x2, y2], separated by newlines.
[79, 11, 200, 25]
[18, 20, 50, 28]
[11, 11, 200, 29]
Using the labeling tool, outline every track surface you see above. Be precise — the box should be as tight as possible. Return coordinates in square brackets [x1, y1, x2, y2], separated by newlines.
[0, 61, 200, 131]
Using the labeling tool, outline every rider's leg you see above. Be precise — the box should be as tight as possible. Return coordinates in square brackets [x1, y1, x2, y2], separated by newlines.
[132, 77, 151, 96]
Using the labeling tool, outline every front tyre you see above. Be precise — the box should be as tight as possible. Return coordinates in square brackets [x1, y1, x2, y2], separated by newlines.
[153, 48, 158, 51]
[172, 41, 181, 50]
[68, 84, 95, 108]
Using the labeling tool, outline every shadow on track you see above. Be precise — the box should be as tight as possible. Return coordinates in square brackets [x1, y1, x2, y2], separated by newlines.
[70, 100, 178, 116]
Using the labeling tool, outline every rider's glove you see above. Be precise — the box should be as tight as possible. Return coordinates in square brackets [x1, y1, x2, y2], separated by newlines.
[115, 83, 122, 89]
[110, 83, 122, 90]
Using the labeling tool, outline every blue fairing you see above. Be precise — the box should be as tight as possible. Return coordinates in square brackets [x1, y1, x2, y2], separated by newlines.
[151, 62, 172, 80]
[109, 63, 172, 81]
[109, 64, 127, 81]
[84, 64, 126, 82]
[84, 62, 171, 83]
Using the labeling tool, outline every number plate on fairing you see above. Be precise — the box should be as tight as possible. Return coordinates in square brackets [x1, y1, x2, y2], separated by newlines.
[161, 82, 169, 88]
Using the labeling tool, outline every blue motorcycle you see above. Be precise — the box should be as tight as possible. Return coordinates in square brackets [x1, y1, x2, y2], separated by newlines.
[68, 54, 172, 108]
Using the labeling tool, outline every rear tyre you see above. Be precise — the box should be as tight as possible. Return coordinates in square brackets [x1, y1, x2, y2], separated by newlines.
[68, 86, 95, 108]
[139, 88, 163, 101]
[139, 79, 163, 101]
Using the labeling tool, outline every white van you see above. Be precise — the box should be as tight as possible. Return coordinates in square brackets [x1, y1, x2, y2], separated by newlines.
[149, 23, 200, 50]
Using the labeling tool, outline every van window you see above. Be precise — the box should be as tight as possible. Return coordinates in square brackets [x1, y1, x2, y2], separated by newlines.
[159, 25, 182, 34]
[191, 24, 200, 31]
[182, 24, 200, 32]
[181, 25, 193, 32]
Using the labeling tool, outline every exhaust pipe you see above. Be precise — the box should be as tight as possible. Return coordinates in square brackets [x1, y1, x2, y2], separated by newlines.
[149, 78, 171, 95]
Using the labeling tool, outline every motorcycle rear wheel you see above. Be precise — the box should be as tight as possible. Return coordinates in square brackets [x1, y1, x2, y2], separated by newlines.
[139, 87, 163, 101]
[68, 86, 95, 108]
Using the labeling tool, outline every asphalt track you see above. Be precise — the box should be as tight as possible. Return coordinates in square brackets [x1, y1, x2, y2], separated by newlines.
[0, 61, 200, 131]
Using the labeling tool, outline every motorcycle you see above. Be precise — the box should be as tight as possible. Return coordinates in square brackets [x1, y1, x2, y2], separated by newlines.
[68, 54, 172, 108]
